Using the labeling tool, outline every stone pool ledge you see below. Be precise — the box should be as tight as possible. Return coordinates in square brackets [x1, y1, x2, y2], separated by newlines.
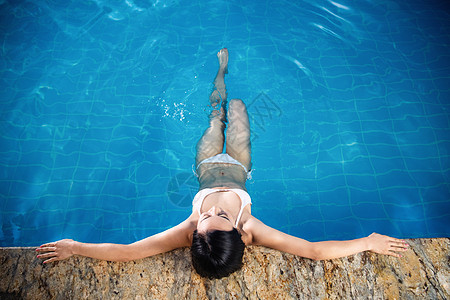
[1, 238, 448, 299]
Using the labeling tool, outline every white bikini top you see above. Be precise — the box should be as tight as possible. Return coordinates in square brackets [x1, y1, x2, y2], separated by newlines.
[192, 188, 252, 227]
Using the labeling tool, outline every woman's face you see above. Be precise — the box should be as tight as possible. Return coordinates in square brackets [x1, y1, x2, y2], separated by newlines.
[197, 206, 234, 233]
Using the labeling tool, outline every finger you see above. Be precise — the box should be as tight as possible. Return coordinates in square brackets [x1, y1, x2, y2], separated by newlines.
[395, 245, 410, 251]
[389, 242, 402, 248]
[390, 238, 409, 247]
[37, 246, 57, 251]
[389, 239, 407, 245]
[40, 242, 56, 248]
[389, 245, 409, 255]
[43, 257, 59, 264]
[390, 242, 409, 249]
[36, 247, 57, 253]
[37, 252, 57, 259]
[393, 239, 409, 245]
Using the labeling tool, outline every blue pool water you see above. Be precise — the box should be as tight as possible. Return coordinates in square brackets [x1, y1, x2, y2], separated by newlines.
[1, 0, 449, 247]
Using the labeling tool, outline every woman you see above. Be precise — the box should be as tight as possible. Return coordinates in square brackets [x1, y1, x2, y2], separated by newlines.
[36, 48, 409, 279]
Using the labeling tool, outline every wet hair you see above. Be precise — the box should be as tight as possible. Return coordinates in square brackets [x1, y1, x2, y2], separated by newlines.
[191, 228, 245, 279]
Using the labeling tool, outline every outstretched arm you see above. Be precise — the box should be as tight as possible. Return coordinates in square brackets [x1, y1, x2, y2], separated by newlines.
[246, 217, 409, 260]
[36, 218, 196, 263]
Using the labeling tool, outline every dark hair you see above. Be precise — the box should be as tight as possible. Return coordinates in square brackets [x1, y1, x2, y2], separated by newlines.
[191, 228, 245, 279]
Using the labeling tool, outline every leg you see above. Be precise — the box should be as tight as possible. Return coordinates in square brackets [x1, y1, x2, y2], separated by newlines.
[195, 108, 226, 166]
[225, 99, 252, 171]
[209, 48, 228, 108]
[195, 49, 229, 166]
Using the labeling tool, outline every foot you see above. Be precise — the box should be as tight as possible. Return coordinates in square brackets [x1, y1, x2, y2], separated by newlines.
[217, 48, 228, 74]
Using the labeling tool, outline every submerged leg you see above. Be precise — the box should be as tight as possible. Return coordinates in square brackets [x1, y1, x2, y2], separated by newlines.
[209, 48, 228, 108]
[195, 49, 229, 166]
[195, 109, 226, 166]
[225, 99, 252, 171]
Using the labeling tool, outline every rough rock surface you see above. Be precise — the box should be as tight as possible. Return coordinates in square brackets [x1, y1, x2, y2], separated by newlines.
[0, 238, 448, 299]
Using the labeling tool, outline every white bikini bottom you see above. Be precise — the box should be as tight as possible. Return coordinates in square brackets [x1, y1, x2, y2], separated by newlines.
[193, 153, 252, 180]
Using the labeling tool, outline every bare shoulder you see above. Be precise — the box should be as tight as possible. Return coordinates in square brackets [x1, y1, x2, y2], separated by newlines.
[241, 215, 266, 246]
[242, 216, 302, 249]
[179, 212, 199, 243]
[145, 212, 198, 246]
[122, 212, 199, 259]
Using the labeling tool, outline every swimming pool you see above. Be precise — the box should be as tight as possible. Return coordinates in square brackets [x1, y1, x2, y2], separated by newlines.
[1, 0, 449, 247]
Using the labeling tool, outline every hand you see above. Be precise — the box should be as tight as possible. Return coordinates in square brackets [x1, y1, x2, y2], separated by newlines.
[367, 233, 409, 257]
[36, 239, 76, 263]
